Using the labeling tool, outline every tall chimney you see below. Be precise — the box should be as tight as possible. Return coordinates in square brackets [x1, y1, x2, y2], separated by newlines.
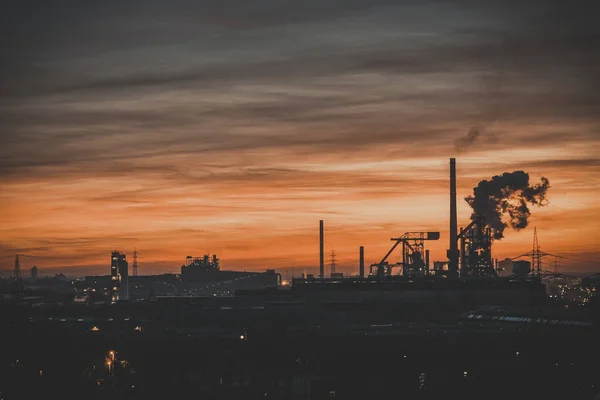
[425, 249, 430, 276]
[359, 246, 365, 278]
[319, 220, 324, 279]
[447, 158, 459, 277]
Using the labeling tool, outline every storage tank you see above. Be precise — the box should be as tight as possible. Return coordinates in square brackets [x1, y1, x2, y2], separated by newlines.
[512, 260, 531, 277]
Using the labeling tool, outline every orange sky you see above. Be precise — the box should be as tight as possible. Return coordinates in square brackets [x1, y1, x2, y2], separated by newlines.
[0, 1, 599, 276]
[1, 143, 599, 276]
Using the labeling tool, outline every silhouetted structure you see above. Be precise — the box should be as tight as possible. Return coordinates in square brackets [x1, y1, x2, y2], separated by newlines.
[13, 255, 24, 299]
[458, 214, 496, 278]
[180, 253, 279, 287]
[359, 246, 364, 278]
[370, 232, 439, 277]
[133, 248, 138, 277]
[319, 220, 324, 279]
[329, 249, 336, 277]
[110, 251, 128, 303]
[512, 260, 531, 277]
[530, 227, 545, 276]
[433, 261, 449, 277]
[447, 157, 459, 278]
[30, 265, 38, 281]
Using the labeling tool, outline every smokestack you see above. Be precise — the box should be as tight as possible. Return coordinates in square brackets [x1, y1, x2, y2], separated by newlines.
[359, 246, 365, 278]
[319, 220, 324, 279]
[447, 158, 459, 277]
[460, 227, 465, 273]
[425, 249, 430, 275]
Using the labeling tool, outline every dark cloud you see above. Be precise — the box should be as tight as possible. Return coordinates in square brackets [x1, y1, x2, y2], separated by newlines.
[0, 0, 598, 193]
[3, 24, 599, 101]
[455, 125, 500, 153]
[520, 158, 600, 169]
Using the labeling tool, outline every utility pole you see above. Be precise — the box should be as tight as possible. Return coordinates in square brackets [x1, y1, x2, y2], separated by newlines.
[329, 249, 336, 276]
[319, 220, 324, 279]
[532, 228, 541, 276]
[524, 227, 550, 277]
[13, 255, 24, 299]
[133, 249, 138, 277]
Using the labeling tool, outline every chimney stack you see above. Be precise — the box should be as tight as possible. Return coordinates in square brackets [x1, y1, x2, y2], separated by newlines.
[319, 220, 324, 279]
[447, 158, 459, 277]
[359, 246, 365, 278]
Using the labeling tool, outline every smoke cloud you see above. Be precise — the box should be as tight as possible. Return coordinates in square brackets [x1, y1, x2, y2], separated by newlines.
[455, 125, 499, 153]
[465, 171, 550, 239]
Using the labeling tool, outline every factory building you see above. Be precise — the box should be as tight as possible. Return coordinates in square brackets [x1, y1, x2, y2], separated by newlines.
[30, 265, 38, 281]
[497, 258, 532, 277]
[110, 251, 128, 303]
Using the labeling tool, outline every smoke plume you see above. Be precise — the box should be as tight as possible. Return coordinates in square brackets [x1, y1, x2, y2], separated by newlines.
[455, 125, 499, 153]
[465, 171, 550, 239]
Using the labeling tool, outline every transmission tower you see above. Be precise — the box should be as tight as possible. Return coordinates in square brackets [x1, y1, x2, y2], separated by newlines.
[133, 249, 138, 276]
[329, 249, 336, 276]
[532, 228, 541, 276]
[512, 229, 579, 277]
[13, 255, 24, 299]
[525, 227, 551, 277]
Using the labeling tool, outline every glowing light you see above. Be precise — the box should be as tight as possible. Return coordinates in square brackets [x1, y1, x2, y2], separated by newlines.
[91, 326, 100, 331]
[239, 335, 245, 340]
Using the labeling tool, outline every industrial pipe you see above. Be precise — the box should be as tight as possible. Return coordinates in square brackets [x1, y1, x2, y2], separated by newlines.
[319, 220, 324, 279]
[447, 158, 460, 278]
[359, 246, 365, 278]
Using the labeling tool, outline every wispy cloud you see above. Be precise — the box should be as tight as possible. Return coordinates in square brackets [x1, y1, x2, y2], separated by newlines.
[0, 0, 598, 272]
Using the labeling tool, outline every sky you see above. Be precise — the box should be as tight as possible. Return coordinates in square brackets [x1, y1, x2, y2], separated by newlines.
[1, 0, 599, 276]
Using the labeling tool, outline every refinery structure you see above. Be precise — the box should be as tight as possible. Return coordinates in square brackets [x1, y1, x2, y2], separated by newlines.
[3, 157, 598, 400]
[110, 251, 128, 303]
[4, 157, 564, 307]
[80, 157, 554, 309]
[288, 158, 546, 308]
[180, 254, 279, 286]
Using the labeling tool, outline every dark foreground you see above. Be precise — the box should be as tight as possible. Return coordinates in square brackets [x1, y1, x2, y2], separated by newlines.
[2, 312, 599, 400]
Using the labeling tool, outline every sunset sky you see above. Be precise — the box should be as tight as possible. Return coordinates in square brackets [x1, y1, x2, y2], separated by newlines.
[1, 0, 598, 276]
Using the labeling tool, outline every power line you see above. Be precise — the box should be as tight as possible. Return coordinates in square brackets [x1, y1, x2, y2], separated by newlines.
[510, 228, 599, 278]
[1, 254, 67, 260]
[512, 253, 597, 266]
[546, 254, 597, 265]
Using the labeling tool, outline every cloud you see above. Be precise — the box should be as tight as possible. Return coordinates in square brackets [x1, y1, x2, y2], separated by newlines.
[0, 0, 598, 272]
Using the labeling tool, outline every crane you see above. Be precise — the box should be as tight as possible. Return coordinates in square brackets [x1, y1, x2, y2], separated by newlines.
[370, 232, 440, 278]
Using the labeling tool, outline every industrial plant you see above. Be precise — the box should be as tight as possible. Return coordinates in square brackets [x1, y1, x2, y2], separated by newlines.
[2, 157, 599, 400]
[283, 158, 548, 311]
